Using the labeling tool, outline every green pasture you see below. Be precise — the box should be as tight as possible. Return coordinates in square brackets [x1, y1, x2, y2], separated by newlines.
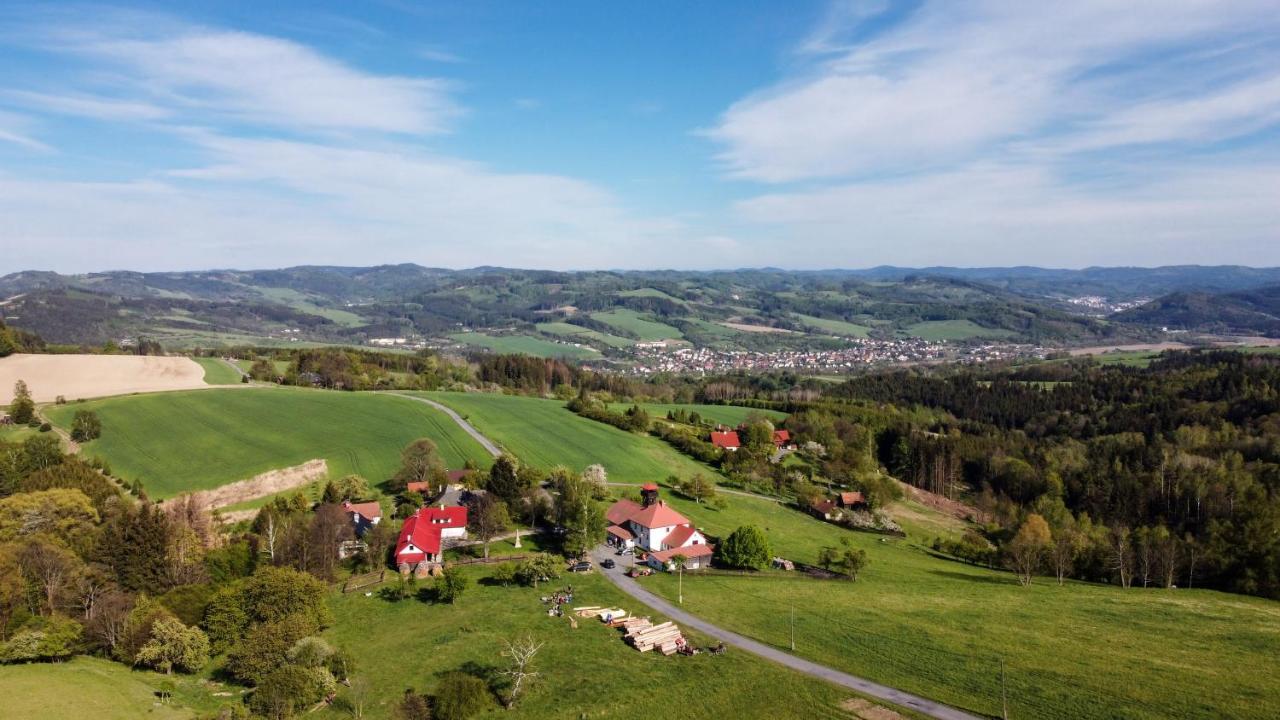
[414, 392, 713, 483]
[904, 320, 1016, 341]
[589, 309, 684, 341]
[535, 321, 634, 348]
[44, 388, 493, 498]
[318, 565, 901, 720]
[193, 356, 243, 385]
[448, 333, 602, 360]
[631, 486, 1280, 720]
[0, 656, 222, 720]
[794, 313, 872, 338]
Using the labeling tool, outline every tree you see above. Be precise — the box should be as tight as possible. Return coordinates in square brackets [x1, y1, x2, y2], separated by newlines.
[485, 455, 529, 509]
[1049, 526, 1083, 585]
[466, 495, 510, 559]
[555, 474, 604, 558]
[333, 474, 370, 501]
[395, 689, 433, 720]
[226, 613, 321, 685]
[499, 634, 544, 708]
[719, 525, 771, 570]
[9, 380, 35, 425]
[676, 473, 717, 504]
[433, 566, 468, 604]
[19, 539, 84, 616]
[250, 664, 332, 719]
[817, 537, 869, 581]
[392, 439, 446, 493]
[581, 464, 608, 499]
[100, 501, 170, 592]
[134, 616, 210, 674]
[513, 554, 559, 588]
[434, 671, 492, 720]
[0, 614, 82, 663]
[0, 488, 99, 556]
[1006, 514, 1052, 586]
[69, 410, 101, 442]
[1108, 524, 1135, 589]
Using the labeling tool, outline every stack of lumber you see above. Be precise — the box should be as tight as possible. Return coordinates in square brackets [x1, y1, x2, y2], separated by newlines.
[625, 620, 685, 654]
[610, 616, 651, 630]
[572, 606, 628, 620]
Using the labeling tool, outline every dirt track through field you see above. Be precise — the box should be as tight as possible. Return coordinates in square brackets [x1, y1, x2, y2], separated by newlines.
[0, 354, 207, 403]
[166, 458, 328, 513]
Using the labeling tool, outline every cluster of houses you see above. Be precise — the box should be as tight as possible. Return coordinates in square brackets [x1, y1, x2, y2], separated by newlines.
[341, 472, 476, 577]
[808, 490, 869, 521]
[709, 427, 794, 452]
[605, 484, 715, 570]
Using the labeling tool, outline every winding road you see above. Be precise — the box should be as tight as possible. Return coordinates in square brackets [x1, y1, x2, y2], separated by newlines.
[410, 391, 982, 720]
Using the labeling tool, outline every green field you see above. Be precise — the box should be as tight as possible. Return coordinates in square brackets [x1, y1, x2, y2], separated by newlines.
[44, 388, 493, 498]
[415, 392, 713, 483]
[607, 402, 785, 427]
[0, 423, 40, 443]
[904, 320, 1017, 341]
[193, 356, 243, 385]
[0, 656, 219, 719]
[622, 486, 1280, 720]
[257, 287, 368, 327]
[794, 313, 872, 338]
[589, 309, 684, 341]
[448, 333, 602, 360]
[316, 564, 899, 720]
[534, 321, 634, 348]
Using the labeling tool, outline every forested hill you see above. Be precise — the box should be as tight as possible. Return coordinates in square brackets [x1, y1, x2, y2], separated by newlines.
[1114, 284, 1280, 336]
[811, 351, 1280, 598]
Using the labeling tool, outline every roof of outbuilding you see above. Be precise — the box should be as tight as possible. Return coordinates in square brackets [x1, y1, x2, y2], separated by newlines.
[710, 431, 741, 449]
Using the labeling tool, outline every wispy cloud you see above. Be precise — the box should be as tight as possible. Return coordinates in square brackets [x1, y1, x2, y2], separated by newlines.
[0, 110, 50, 151]
[708, 1, 1280, 182]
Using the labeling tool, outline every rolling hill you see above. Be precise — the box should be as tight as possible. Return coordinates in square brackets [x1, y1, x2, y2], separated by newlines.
[1115, 284, 1280, 337]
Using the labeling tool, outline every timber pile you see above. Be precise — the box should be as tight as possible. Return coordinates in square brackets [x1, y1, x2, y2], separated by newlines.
[625, 620, 686, 655]
[572, 606, 628, 620]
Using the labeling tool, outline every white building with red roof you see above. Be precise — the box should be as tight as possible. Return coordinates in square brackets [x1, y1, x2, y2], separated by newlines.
[605, 487, 713, 570]
[343, 500, 383, 535]
[396, 504, 468, 575]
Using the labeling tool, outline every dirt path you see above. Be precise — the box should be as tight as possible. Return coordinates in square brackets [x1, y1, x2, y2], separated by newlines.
[165, 459, 328, 513]
[386, 393, 502, 457]
[589, 546, 981, 720]
[34, 405, 79, 454]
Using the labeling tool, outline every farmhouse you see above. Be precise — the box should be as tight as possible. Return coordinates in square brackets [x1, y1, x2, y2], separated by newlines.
[406, 469, 476, 496]
[343, 500, 382, 535]
[396, 504, 468, 576]
[710, 430, 741, 451]
[605, 484, 714, 570]
[773, 429, 795, 449]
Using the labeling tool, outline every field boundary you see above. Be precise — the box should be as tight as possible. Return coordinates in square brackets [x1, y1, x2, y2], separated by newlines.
[167, 458, 328, 512]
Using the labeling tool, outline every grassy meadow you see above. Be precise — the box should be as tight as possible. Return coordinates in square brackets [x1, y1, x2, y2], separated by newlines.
[448, 332, 602, 360]
[904, 320, 1017, 341]
[535, 321, 635, 348]
[414, 392, 714, 483]
[0, 656, 222, 719]
[794, 313, 873, 338]
[317, 564, 898, 720]
[44, 388, 493, 497]
[193, 356, 243, 385]
[589, 309, 685, 341]
[626, 484, 1280, 720]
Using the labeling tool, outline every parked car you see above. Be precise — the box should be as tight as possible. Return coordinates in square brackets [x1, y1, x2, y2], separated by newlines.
[568, 561, 592, 573]
[601, 558, 616, 569]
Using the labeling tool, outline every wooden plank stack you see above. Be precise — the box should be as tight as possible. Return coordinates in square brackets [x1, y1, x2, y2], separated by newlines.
[625, 620, 685, 654]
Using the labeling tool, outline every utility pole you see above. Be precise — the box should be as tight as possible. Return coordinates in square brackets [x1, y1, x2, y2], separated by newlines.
[678, 562, 683, 605]
[1000, 658, 1009, 720]
[790, 603, 796, 651]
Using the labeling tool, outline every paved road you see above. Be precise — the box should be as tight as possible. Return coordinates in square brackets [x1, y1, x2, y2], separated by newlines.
[389, 392, 502, 458]
[589, 547, 983, 720]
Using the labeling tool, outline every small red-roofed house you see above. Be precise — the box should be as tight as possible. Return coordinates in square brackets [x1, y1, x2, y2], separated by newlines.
[773, 429, 794, 449]
[710, 430, 741, 451]
[343, 500, 383, 535]
[396, 504, 468, 575]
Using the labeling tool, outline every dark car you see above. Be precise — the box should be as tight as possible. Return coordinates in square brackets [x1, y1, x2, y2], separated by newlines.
[568, 561, 592, 573]
[601, 558, 616, 569]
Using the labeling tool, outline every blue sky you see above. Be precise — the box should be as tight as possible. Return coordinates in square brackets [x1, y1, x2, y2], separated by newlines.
[1, 0, 1278, 272]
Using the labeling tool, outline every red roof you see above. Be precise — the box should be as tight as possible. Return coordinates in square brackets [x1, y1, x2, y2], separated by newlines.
[605, 499, 643, 526]
[406, 481, 432, 494]
[839, 491, 866, 507]
[710, 431, 741, 449]
[627, 500, 690, 529]
[343, 501, 382, 522]
[640, 482, 660, 491]
[811, 499, 837, 515]
[396, 505, 468, 561]
[650, 544, 714, 563]
[662, 525, 701, 550]
[773, 430, 791, 446]
[607, 525, 634, 541]
[446, 469, 473, 483]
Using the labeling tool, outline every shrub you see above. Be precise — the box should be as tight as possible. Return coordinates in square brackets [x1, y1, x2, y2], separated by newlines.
[433, 566, 468, 604]
[249, 665, 330, 718]
[0, 615, 82, 663]
[434, 671, 492, 720]
[134, 617, 210, 674]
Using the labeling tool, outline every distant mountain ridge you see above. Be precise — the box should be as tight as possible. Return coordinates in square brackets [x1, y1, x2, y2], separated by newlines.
[1115, 284, 1280, 337]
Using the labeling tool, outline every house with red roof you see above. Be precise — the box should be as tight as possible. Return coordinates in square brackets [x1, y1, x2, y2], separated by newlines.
[604, 487, 713, 570]
[710, 430, 741, 451]
[342, 500, 383, 535]
[773, 429, 795, 449]
[396, 504, 468, 576]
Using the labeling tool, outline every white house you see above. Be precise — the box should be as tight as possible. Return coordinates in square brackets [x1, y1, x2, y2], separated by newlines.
[604, 487, 714, 570]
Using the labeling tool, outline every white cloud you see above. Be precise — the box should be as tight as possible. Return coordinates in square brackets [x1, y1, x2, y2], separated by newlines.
[0, 110, 50, 151]
[708, 1, 1280, 182]
[4, 90, 170, 122]
[34, 22, 460, 135]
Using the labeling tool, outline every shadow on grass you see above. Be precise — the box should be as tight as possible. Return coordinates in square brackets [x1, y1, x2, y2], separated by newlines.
[927, 569, 1015, 586]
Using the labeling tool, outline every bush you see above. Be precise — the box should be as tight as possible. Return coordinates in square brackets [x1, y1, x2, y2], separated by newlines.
[134, 617, 210, 674]
[38, 422, 52, 433]
[0, 615, 82, 663]
[433, 566, 468, 604]
[249, 665, 331, 718]
[513, 554, 560, 587]
[434, 671, 492, 720]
